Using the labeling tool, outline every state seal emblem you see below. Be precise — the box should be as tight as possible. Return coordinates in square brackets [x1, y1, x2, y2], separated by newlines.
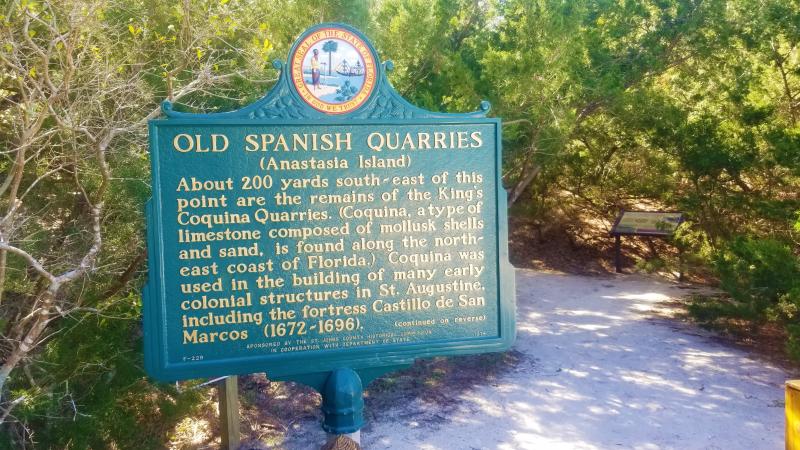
[289, 26, 377, 115]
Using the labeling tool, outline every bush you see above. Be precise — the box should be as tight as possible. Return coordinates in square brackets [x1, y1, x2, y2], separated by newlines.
[714, 237, 800, 319]
[1, 294, 205, 449]
[690, 236, 800, 358]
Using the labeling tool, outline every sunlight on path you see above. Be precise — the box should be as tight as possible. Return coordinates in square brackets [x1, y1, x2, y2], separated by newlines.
[359, 270, 785, 450]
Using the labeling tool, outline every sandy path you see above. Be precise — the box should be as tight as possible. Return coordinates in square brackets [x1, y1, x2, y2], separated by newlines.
[365, 271, 785, 449]
[282, 270, 786, 449]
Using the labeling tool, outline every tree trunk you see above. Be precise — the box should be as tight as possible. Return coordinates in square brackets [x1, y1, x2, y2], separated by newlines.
[102, 249, 147, 299]
[0, 286, 57, 398]
[0, 144, 29, 306]
[508, 164, 541, 207]
[773, 48, 797, 126]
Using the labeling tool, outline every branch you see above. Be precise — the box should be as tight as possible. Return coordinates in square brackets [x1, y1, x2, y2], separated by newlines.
[102, 248, 147, 299]
[0, 395, 27, 424]
[0, 242, 56, 284]
[54, 203, 102, 285]
[503, 119, 533, 127]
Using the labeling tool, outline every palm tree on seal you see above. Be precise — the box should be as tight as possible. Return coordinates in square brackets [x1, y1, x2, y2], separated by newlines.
[322, 40, 338, 76]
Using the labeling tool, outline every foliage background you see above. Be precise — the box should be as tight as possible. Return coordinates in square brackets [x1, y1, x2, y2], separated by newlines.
[0, 0, 797, 448]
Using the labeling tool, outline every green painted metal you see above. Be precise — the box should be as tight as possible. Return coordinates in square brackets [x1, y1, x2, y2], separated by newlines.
[143, 23, 516, 394]
[321, 368, 364, 434]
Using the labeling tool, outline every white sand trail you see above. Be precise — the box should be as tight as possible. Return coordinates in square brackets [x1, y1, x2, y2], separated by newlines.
[283, 270, 786, 449]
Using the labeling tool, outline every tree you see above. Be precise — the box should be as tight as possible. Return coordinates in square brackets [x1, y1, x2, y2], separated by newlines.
[323, 39, 338, 76]
[0, 0, 279, 445]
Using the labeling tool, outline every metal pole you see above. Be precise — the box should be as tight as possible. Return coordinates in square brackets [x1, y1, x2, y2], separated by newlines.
[615, 235, 622, 273]
[321, 368, 364, 449]
[219, 376, 241, 450]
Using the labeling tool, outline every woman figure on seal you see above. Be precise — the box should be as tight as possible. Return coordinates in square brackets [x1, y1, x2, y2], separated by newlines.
[311, 48, 321, 90]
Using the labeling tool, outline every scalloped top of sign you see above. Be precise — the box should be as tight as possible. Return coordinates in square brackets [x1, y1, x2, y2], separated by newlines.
[160, 23, 490, 121]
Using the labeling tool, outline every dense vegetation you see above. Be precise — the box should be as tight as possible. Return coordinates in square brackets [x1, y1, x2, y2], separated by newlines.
[0, 0, 797, 447]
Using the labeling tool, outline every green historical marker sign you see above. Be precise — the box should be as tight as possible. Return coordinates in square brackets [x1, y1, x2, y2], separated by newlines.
[144, 24, 515, 430]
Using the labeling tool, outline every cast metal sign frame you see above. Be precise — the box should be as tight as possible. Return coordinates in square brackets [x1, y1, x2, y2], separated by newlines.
[144, 23, 515, 390]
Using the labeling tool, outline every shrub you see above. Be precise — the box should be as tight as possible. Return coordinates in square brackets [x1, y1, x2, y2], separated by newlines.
[713, 237, 800, 320]
[2, 295, 205, 449]
[691, 236, 800, 358]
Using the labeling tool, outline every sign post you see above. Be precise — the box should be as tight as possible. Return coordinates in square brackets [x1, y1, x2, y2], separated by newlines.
[218, 376, 241, 449]
[144, 23, 515, 447]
